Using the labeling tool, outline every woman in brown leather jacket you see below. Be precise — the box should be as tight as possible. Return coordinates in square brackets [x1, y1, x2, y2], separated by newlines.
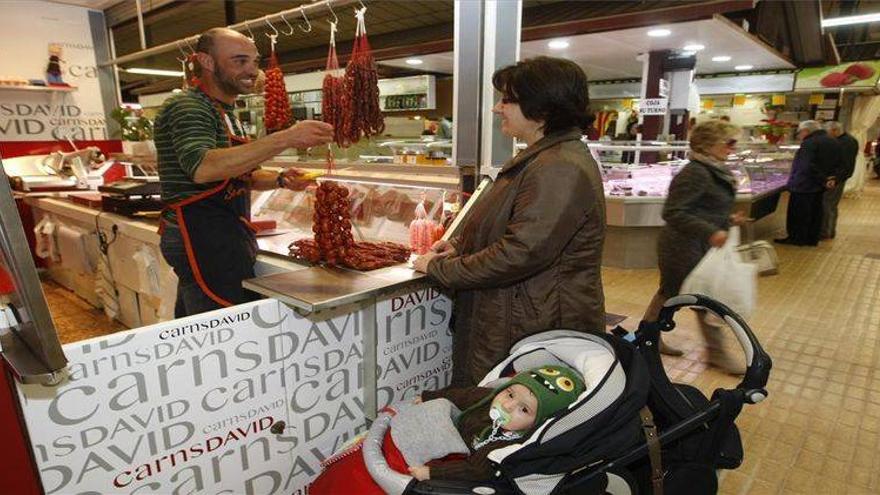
[413, 57, 606, 386]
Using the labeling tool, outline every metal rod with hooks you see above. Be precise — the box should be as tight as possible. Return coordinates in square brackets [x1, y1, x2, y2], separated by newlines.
[100, 0, 361, 67]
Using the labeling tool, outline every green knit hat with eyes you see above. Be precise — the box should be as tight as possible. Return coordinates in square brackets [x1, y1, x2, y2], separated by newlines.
[505, 365, 586, 427]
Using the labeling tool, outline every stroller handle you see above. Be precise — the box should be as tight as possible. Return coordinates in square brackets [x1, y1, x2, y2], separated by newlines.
[658, 294, 772, 403]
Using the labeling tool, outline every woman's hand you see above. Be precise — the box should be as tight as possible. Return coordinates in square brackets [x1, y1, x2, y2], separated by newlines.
[709, 229, 728, 247]
[430, 239, 457, 257]
[408, 465, 430, 481]
[413, 251, 442, 273]
[729, 212, 748, 226]
[412, 396, 423, 404]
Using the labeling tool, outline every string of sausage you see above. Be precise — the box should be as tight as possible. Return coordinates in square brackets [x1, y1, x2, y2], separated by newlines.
[264, 50, 292, 133]
[289, 181, 410, 271]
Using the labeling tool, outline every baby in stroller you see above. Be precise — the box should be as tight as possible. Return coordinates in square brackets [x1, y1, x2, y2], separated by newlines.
[309, 365, 586, 493]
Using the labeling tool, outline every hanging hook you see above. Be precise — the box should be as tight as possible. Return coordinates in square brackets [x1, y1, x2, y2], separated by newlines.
[175, 40, 188, 63]
[264, 17, 279, 37]
[279, 12, 296, 36]
[298, 6, 312, 33]
[243, 20, 255, 41]
[327, 2, 339, 25]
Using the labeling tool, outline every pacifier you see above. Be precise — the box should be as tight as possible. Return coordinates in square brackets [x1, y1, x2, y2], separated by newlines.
[489, 404, 512, 426]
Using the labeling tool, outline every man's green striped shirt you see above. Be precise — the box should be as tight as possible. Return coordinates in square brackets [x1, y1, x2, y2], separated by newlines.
[154, 88, 243, 221]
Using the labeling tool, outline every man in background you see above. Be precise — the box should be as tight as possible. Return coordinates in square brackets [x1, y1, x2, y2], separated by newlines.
[822, 121, 859, 239]
[776, 120, 841, 247]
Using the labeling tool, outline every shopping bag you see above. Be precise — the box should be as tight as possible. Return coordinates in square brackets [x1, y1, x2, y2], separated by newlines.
[735, 220, 779, 276]
[681, 226, 757, 319]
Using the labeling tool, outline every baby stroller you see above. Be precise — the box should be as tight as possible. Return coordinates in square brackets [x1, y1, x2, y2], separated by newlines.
[364, 294, 771, 495]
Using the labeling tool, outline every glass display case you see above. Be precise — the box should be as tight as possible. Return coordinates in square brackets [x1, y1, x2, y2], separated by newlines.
[588, 141, 795, 200]
[251, 177, 458, 261]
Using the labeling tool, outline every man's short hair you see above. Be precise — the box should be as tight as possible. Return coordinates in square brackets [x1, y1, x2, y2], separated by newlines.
[824, 121, 844, 133]
[195, 28, 229, 56]
[798, 120, 822, 133]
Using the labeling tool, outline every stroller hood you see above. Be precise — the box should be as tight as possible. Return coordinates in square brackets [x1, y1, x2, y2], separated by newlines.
[482, 330, 650, 495]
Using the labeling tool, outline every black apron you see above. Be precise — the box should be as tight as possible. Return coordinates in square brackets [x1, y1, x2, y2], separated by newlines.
[161, 93, 258, 308]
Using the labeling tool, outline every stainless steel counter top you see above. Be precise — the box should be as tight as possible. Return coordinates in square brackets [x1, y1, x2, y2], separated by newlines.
[243, 262, 428, 313]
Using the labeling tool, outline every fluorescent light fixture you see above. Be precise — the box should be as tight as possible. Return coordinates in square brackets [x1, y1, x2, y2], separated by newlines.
[405, 58, 423, 66]
[822, 13, 880, 27]
[735, 65, 754, 71]
[681, 51, 696, 57]
[123, 67, 185, 77]
[683, 43, 705, 51]
[647, 28, 671, 37]
[547, 39, 570, 50]
[712, 55, 732, 62]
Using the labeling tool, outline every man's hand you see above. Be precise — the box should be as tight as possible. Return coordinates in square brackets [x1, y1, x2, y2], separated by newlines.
[430, 239, 457, 257]
[271, 120, 334, 149]
[413, 251, 441, 273]
[278, 168, 314, 191]
[709, 229, 728, 248]
[408, 465, 430, 481]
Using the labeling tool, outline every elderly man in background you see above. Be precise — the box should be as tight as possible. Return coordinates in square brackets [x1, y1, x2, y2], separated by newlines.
[775, 120, 841, 247]
[821, 121, 859, 239]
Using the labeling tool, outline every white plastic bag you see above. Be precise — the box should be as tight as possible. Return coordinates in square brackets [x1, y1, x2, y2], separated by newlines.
[680, 226, 757, 319]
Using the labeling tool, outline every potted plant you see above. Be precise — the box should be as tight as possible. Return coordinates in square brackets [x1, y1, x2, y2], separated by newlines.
[111, 106, 155, 156]
[754, 119, 796, 144]
[755, 103, 795, 144]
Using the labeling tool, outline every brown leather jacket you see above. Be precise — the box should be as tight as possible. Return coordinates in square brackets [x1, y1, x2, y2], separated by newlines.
[428, 128, 606, 385]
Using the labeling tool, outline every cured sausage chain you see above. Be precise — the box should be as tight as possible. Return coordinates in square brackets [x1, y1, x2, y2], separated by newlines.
[263, 40, 292, 133]
[321, 21, 347, 147]
[289, 182, 410, 270]
[343, 7, 384, 143]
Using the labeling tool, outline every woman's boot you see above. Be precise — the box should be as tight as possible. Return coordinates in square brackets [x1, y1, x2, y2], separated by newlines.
[699, 317, 745, 375]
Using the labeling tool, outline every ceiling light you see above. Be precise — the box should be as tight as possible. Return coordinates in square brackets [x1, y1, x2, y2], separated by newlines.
[735, 65, 754, 71]
[405, 58, 423, 66]
[681, 51, 696, 57]
[123, 68, 185, 77]
[822, 13, 880, 27]
[711, 55, 732, 62]
[647, 28, 671, 37]
[547, 39, 570, 50]
[683, 44, 705, 51]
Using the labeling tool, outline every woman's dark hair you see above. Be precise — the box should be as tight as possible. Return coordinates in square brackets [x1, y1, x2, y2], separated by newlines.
[492, 56, 592, 135]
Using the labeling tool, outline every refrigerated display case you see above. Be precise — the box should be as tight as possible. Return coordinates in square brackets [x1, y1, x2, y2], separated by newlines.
[251, 175, 458, 262]
[587, 141, 794, 268]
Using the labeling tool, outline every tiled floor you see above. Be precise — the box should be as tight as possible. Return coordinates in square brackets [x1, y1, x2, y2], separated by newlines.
[42, 278, 126, 344]
[39, 180, 880, 493]
[603, 180, 880, 494]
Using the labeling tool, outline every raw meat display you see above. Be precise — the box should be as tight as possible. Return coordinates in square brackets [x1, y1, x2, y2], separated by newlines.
[289, 181, 410, 270]
[263, 41, 292, 133]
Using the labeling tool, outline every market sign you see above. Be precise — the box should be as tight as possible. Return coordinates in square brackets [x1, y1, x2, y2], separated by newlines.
[639, 98, 668, 115]
[16, 292, 452, 494]
[794, 60, 880, 91]
[0, 1, 109, 142]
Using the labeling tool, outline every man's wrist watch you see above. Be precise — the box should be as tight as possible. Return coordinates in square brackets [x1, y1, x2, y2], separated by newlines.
[276, 171, 285, 188]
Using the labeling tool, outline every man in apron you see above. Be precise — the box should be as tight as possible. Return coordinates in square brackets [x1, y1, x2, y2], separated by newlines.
[154, 28, 333, 317]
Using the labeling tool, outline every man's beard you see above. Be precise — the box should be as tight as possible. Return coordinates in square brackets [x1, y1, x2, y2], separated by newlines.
[213, 67, 248, 96]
